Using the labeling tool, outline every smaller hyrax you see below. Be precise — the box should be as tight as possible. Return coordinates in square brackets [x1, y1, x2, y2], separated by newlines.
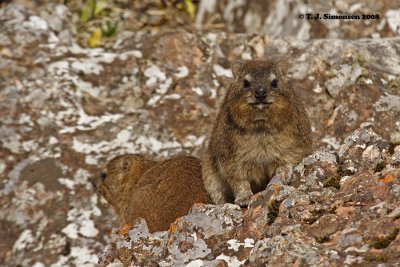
[202, 58, 312, 207]
[92, 155, 211, 232]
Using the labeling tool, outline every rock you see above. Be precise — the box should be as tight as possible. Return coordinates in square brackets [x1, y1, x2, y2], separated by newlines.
[99, 126, 400, 266]
[195, 0, 400, 39]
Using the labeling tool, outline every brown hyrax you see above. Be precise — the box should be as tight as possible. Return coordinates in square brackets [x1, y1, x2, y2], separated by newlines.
[202, 58, 312, 207]
[92, 154, 211, 232]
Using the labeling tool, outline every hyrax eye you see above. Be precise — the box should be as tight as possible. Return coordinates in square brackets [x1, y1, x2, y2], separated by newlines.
[243, 79, 251, 88]
[271, 79, 278, 88]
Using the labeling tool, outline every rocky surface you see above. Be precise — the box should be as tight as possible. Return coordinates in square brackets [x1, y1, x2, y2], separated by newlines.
[99, 124, 400, 266]
[196, 0, 400, 39]
[0, 1, 399, 267]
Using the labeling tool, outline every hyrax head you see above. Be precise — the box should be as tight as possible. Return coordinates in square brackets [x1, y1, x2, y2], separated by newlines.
[231, 58, 289, 107]
[227, 58, 292, 130]
[91, 154, 147, 205]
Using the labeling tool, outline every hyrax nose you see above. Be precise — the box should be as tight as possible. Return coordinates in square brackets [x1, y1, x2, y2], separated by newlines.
[255, 87, 267, 100]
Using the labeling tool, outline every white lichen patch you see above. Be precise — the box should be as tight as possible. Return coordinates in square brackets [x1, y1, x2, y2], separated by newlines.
[213, 64, 233, 78]
[183, 135, 206, 148]
[163, 93, 181, 100]
[144, 64, 167, 87]
[32, 145, 62, 160]
[70, 75, 101, 97]
[62, 218, 99, 239]
[0, 160, 6, 174]
[80, 219, 100, 238]
[227, 238, 255, 252]
[386, 9, 400, 34]
[209, 88, 217, 98]
[71, 60, 104, 75]
[344, 255, 363, 265]
[156, 78, 172, 95]
[185, 259, 204, 267]
[105, 260, 123, 267]
[187, 239, 211, 260]
[147, 95, 162, 106]
[49, 136, 59, 145]
[18, 114, 35, 127]
[196, 1, 217, 27]
[69, 246, 99, 266]
[325, 64, 362, 97]
[67, 44, 117, 64]
[62, 223, 79, 239]
[3, 158, 31, 195]
[118, 50, 143, 60]
[13, 229, 35, 252]
[374, 93, 400, 112]
[192, 87, 204, 96]
[74, 168, 91, 187]
[22, 140, 39, 152]
[216, 254, 245, 267]
[57, 110, 123, 134]
[9, 198, 47, 227]
[53, 166, 89, 190]
[135, 136, 182, 154]
[72, 129, 137, 158]
[23, 15, 49, 31]
[143, 64, 172, 105]
[364, 78, 373, 85]
[47, 61, 70, 76]
[312, 83, 322, 93]
[1, 127, 22, 154]
[58, 177, 75, 190]
[362, 145, 380, 161]
[174, 66, 189, 78]
[62, 195, 101, 239]
[340, 176, 352, 187]
[321, 137, 341, 150]
[85, 155, 98, 165]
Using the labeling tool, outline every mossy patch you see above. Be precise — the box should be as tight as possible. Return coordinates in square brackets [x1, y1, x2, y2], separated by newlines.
[324, 70, 337, 79]
[267, 199, 281, 225]
[304, 208, 325, 224]
[388, 141, 400, 155]
[323, 174, 341, 189]
[365, 253, 389, 262]
[315, 235, 330, 243]
[354, 53, 368, 67]
[388, 78, 400, 92]
[374, 162, 385, 173]
[372, 228, 399, 249]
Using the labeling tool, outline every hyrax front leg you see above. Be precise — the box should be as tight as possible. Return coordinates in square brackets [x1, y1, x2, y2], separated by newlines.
[231, 180, 253, 207]
[231, 161, 266, 207]
[202, 153, 230, 204]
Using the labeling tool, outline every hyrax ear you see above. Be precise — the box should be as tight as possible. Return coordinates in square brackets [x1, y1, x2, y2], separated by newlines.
[232, 60, 244, 78]
[274, 58, 288, 76]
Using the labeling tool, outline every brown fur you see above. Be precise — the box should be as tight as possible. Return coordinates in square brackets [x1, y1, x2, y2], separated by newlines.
[202, 58, 312, 206]
[92, 154, 212, 232]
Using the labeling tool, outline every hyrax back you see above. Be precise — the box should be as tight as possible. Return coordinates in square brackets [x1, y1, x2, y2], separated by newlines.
[92, 155, 211, 232]
[202, 58, 312, 206]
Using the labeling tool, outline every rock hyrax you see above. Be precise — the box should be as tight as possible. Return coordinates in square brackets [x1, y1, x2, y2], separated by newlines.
[92, 154, 211, 232]
[202, 58, 312, 206]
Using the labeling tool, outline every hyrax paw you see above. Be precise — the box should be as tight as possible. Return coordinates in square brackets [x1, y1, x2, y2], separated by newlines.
[234, 194, 253, 207]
